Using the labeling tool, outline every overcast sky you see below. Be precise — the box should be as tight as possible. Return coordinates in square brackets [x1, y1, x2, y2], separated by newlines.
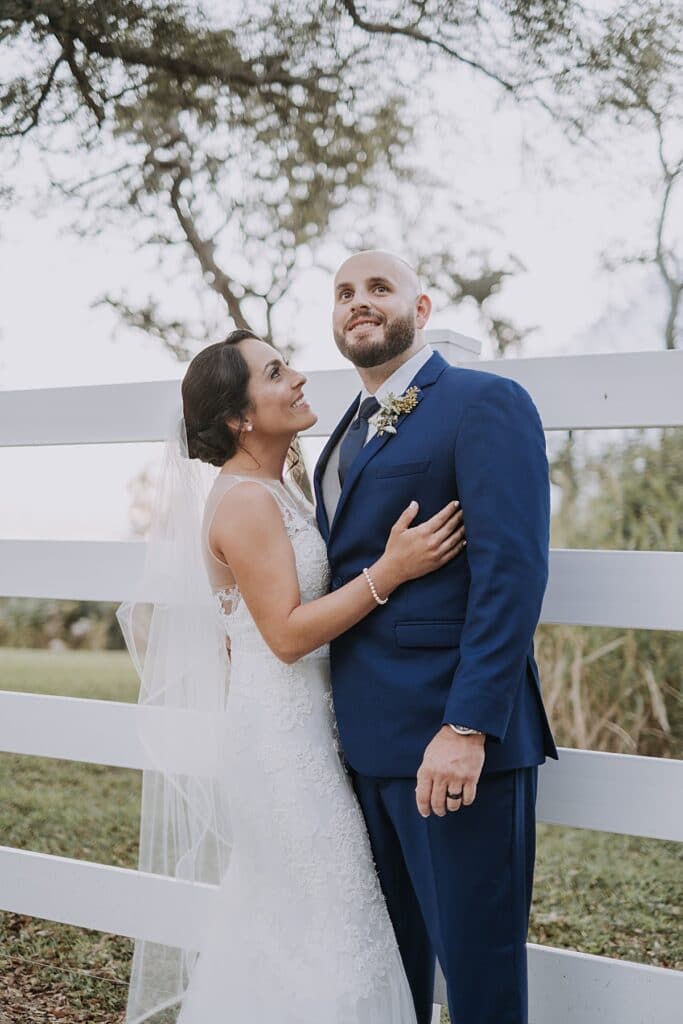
[0, 47, 675, 542]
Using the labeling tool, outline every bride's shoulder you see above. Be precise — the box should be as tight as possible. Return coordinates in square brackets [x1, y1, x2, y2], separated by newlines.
[209, 480, 295, 568]
[211, 478, 283, 521]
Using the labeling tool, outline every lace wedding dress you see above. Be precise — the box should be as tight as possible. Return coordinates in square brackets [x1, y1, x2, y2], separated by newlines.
[175, 473, 418, 1024]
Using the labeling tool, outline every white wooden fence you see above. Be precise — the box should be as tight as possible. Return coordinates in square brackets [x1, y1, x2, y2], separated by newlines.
[0, 332, 682, 1023]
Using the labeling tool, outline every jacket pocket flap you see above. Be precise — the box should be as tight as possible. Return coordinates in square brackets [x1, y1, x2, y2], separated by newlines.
[395, 620, 464, 648]
[375, 460, 432, 479]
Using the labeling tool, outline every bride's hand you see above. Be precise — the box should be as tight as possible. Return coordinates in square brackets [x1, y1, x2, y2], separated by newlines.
[378, 500, 465, 586]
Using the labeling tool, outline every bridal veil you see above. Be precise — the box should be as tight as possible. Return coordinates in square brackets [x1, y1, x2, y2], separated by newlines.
[116, 411, 231, 1023]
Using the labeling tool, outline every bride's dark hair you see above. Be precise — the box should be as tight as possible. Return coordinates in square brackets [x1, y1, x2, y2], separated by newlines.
[182, 329, 261, 467]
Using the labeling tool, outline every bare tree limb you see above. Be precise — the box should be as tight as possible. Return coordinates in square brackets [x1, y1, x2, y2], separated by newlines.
[0, 53, 65, 137]
[95, 295, 196, 360]
[164, 160, 253, 332]
[58, 34, 105, 126]
[652, 114, 683, 349]
[337, 0, 515, 92]
[39, 7, 324, 94]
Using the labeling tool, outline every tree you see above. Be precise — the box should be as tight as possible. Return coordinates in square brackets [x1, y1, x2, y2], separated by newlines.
[2, 4, 413, 348]
[0, 0, 617, 355]
[1, 2, 591, 142]
[565, 1, 683, 350]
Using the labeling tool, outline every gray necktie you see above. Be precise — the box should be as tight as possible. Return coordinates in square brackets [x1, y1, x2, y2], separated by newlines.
[337, 397, 380, 487]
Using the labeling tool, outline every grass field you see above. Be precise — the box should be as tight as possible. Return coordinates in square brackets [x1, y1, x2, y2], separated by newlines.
[0, 648, 681, 1023]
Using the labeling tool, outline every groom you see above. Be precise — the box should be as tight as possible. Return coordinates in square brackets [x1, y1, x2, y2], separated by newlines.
[313, 251, 558, 1024]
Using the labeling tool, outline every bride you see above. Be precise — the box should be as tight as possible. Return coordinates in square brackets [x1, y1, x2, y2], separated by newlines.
[120, 329, 465, 1024]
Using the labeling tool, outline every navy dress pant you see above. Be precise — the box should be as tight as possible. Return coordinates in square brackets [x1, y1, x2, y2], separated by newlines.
[351, 766, 538, 1024]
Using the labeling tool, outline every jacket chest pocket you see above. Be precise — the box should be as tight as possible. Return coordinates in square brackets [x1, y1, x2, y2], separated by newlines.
[375, 460, 432, 479]
[395, 620, 464, 648]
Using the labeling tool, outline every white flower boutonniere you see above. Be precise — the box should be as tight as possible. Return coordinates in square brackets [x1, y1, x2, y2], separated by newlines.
[369, 386, 421, 437]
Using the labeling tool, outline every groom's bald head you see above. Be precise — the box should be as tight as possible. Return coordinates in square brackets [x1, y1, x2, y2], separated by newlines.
[332, 250, 431, 371]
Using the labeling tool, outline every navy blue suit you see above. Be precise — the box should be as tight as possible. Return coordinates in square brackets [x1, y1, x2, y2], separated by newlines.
[314, 351, 557, 1023]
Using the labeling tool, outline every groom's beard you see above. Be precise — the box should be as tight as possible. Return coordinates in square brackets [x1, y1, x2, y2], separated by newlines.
[335, 313, 416, 369]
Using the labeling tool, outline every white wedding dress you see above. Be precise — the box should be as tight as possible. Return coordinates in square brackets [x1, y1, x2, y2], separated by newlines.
[175, 473, 418, 1024]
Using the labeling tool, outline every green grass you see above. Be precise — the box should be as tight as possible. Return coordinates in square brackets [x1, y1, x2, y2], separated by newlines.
[0, 649, 140, 1021]
[0, 647, 139, 702]
[1, 648, 681, 1022]
[531, 825, 682, 968]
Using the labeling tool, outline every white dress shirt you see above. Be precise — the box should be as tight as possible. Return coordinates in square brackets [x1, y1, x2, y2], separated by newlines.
[321, 345, 433, 524]
[360, 344, 433, 445]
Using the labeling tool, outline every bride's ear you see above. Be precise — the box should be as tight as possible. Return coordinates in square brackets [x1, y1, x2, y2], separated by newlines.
[226, 415, 252, 435]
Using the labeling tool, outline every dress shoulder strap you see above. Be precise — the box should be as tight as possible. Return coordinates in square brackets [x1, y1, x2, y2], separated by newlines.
[201, 474, 306, 579]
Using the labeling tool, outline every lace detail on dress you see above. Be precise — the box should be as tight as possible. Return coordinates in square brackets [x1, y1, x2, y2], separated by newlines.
[215, 584, 242, 618]
[222, 647, 400, 1007]
[322, 688, 344, 759]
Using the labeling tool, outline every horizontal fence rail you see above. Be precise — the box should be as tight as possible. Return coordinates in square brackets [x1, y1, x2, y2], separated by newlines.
[1, 350, 682, 447]
[0, 845, 213, 949]
[536, 748, 683, 841]
[0, 844, 680, 1024]
[2, 540, 682, 631]
[0, 691, 223, 775]
[525, 944, 683, 1024]
[481, 349, 683, 430]
[540, 549, 683, 631]
[0, 690, 680, 841]
[437, 945, 683, 1024]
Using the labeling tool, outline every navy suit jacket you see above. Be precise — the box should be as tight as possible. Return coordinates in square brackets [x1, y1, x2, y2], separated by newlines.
[314, 351, 558, 777]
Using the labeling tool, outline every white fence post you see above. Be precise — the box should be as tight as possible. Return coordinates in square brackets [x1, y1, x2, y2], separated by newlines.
[426, 327, 482, 363]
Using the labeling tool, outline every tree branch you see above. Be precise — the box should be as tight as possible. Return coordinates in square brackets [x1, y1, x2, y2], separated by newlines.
[338, 0, 515, 92]
[651, 114, 682, 350]
[0, 53, 65, 137]
[58, 34, 105, 125]
[96, 295, 196, 361]
[40, 8, 321, 95]
[166, 165, 252, 332]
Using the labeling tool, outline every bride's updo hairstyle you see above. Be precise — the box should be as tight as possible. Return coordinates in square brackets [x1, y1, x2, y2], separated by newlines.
[182, 329, 262, 467]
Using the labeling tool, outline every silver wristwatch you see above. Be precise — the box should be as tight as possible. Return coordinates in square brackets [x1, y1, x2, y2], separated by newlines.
[448, 723, 484, 736]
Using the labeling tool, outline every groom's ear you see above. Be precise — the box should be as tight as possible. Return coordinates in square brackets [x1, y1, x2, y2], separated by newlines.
[415, 293, 432, 329]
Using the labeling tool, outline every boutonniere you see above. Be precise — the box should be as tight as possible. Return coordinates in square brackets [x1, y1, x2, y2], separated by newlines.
[369, 386, 421, 436]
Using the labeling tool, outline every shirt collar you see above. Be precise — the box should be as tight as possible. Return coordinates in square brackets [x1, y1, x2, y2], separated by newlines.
[360, 344, 433, 405]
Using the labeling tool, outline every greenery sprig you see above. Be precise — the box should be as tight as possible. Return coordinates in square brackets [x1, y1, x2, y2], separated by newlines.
[369, 386, 420, 436]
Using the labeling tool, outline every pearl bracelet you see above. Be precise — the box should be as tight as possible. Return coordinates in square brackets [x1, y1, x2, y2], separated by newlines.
[362, 567, 389, 606]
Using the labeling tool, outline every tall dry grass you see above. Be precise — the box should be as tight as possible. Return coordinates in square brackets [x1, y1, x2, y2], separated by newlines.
[543, 427, 682, 757]
[536, 624, 681, 757]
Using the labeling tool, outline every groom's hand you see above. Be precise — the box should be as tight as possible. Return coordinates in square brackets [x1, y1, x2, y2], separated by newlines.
[415, 727, 485, 817]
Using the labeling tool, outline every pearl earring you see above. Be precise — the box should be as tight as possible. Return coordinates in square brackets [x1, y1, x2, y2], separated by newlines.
[246, 424, 253, 432]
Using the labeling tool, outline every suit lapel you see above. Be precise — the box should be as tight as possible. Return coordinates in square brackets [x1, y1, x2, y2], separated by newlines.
[314, 393, 360, 540]
[328, 351, 449, 537]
